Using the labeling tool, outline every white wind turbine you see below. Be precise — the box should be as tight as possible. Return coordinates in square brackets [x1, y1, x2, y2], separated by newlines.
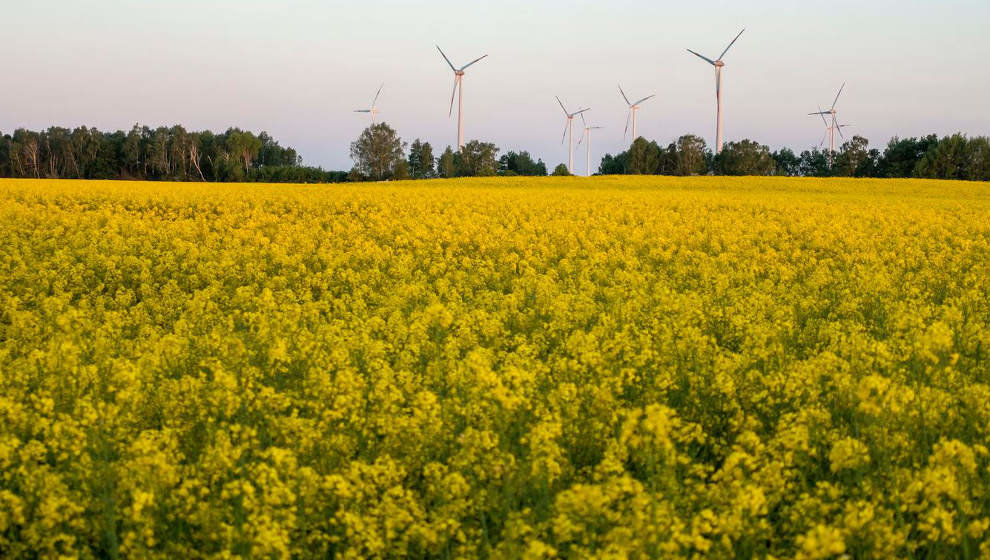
[618, 85, 655, 141]
[557, 97, 590, 175]
[353, 83, 384, 124]
[436, 45, 488, 151]
[809, 83, 849, 161]
[577, 113, 603, 177]
[687, 28, 745, 154]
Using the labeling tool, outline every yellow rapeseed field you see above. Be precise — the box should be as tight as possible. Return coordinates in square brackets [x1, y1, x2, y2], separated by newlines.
[1, 176, 989, 559]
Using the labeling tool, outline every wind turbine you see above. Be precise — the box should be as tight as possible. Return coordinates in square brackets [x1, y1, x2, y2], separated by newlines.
[557, 97, 589, 175]
[809, 83, 848, 161]
[353, 83, 384, 124]
[618, 85, 655, 141]
[687, 28, 745, 154]
[577, 113, 603, 177]
[436, 45, 488, 151]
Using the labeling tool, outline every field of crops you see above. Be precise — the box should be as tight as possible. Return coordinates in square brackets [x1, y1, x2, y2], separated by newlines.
[1, 176, 989, 558]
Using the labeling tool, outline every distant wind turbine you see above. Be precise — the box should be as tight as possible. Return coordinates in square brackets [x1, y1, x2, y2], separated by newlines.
[687, 28, 745, 154]
[577, 113, 603, 177]
[436, 45, 488, 151]
[809, 83, 850, 161]
[353, 83, 384, 124]
[557, 97, 590, 175]
[618, 85, 655, 141]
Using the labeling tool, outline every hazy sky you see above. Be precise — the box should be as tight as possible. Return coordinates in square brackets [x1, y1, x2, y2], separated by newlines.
[3, 0, 989, 171]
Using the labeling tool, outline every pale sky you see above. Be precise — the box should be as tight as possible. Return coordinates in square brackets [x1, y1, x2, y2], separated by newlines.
[2, 0, 989, 171]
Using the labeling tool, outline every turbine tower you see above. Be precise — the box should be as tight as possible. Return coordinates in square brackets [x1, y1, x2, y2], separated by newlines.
[557, 97, 589, 175]
[687, 28, 745, 154]
[618, 85, 655, 141]
[436, 45, 488, 151]
[809, 83, 848, 161]
[353, 83, 384, 124]
[577, 113, 603, 177]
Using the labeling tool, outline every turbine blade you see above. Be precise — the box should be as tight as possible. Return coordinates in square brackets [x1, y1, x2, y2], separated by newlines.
[817, 106, 829, 127]
[561, 120, 569, 144]
[578, 128, 586, 145]
[372, 83, 384, 108]
[633, 94, 656, 106]
[687, 49, 716, 65]
[436, 46, 456, 71]
[820, 132, 826, 147]
[449, 77, 458, 117]
[718, 28, 746, 61]
[460, 54, 488, 70]
[573, 108, 590, 116]
[618, 84, 631, 106]
[831, 82, 845, 110]
[836, 123, 845, 139]
[556, 96, 568, 115]
[354, 110, 370, 113]
[580, 112, 587, 127]
[624, 111, 631, 138]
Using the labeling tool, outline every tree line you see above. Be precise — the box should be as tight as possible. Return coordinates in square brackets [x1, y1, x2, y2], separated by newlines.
[0, 125, 346, 183]
[598, 133, 990, 180]
[348, 123, 555, 181]
[3, 122, 989, 182]
[351, 123, 990, 182]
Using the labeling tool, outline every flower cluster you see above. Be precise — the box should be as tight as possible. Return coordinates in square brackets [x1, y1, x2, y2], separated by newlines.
[1, 175, 989, 558]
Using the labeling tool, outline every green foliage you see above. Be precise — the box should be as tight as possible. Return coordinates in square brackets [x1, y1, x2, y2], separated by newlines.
[456, 140, 499, 177]
[671, 135, 709, 176]
[551, 163, 570, 176]
[772, 148, 801, 177]
[0, 124, 319, 182]
[499, 151, 547, 176]
[437, 146, 457, 178]
[598, 151, 629, 175]
[407, 139, 436, 179]
[717, 139, 775, 175]
[349, 123, 407, 181]
[833, 135, 871, 177]
[627, 137, 661, 175]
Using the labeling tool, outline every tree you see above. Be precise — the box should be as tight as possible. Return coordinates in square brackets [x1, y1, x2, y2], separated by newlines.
[717, 139, 775, 175]
[12, 129, 41, 178]
[598, 151, 629, 175]
[798, 148, 831, 177]
[225, 128, 263, 177]
[915, 133, 969, 180]
[834, 135, 870, 177]
[122, 125, 143, 178]
[627, 137, 661, 175]
[966, 137, 990, 181]
[456, 140, 499, 176]
[437, 147, 456, 178]
[772, 148, 800, 176]
[0, 132, 10, 177]
[878, 135, 939, 178]
[551, 163, 570, 176]
[499, 151, 547, 176]
[407, 139, 435, 179]
[393, 159, 410, 180]
[672, 135, 709, 176]
[349, 123, 406, 181]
